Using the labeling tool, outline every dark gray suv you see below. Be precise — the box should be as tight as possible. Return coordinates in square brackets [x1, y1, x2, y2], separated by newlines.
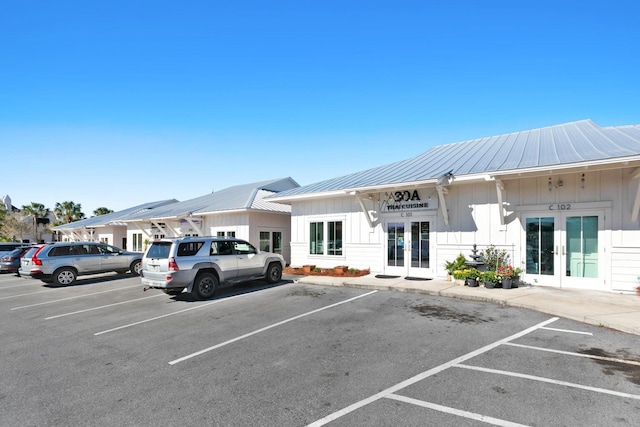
[19, 242, 143, 286]
[141, 236, 285, 300]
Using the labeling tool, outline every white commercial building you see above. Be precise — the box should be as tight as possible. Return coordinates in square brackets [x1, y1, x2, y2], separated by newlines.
[270, 120, 640, 293]
[53, 178, 299, 264]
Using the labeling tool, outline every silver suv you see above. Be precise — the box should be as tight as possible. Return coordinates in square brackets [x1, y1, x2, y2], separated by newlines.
[19, 242, 143, 286]
[140, 236, 285, 300]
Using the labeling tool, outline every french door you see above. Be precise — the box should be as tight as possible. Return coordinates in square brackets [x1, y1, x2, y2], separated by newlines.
[386, 219, 433, 278]
[524, 212, 604, 289]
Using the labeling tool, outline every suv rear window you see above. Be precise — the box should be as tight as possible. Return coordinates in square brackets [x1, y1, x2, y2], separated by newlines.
[23, 247, 42, 258]
[177, 242, 204, 257]
[48, 246, 75, 256]
[146, 242, 172, 259]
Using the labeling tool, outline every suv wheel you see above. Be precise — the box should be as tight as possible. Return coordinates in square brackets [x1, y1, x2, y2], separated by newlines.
[265, 262, 283, 284]
[53, 268, 77, 286]
[192, 273, 218, 300]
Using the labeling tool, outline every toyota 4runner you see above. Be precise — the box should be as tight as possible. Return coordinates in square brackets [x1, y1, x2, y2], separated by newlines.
[140, 236, 285, 299]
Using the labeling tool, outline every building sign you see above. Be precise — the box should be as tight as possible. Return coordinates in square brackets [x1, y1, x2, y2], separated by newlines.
[380, 189, 438, 213]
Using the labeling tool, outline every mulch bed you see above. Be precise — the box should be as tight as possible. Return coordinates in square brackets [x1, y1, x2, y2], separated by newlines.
[284, 266, 370, 278]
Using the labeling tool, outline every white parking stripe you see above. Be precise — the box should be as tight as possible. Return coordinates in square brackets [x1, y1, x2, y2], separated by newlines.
[456, 364, 640, 400]
[505, 342, 640, 366]
[0, 289, 55, 301]
[10, 285, 141, 310]
[0, 282, 42, 290]
[306, 317, 559, 426]
[45, 294, 165, 320]
[169, 290, 379, 365]
[94, 291, 255, 336]
[540, 326, 593, 335]
[385, 394, 531, 427]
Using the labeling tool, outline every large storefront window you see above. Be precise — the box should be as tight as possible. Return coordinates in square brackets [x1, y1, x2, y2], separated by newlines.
[310, 221, 343, 256]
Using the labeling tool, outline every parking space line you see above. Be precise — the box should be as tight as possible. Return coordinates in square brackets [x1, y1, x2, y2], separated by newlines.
[45, 294, 165, 320]
[10, 285, 141, 310]
[169, 290, 379, 365]
[1, 283, 42, 290]
[455, 364, 640, 400]
[94, 292, 256, 336]
[385, 394, 530, 427]
[540, 326, 593, 335]
[306, 317, 559, 426]
[0, 289, 55, 301]
[505, 342, 640, 366]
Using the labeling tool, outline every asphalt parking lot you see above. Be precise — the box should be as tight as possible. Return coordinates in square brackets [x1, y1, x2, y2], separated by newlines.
[1, 272, 639, 426]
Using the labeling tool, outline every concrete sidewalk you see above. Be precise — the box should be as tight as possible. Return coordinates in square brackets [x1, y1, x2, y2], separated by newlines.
[291, 274, 640, 336]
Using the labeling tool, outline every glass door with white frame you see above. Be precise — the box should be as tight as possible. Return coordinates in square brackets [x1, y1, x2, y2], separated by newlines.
[524, 213, 603, 289]
[385, 219, 432, 278]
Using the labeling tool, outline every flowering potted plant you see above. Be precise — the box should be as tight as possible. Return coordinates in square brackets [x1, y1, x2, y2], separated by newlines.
[497, 265, 515, 289]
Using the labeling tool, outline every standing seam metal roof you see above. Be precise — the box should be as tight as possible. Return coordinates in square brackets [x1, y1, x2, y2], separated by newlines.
[270, 119, 640, 199]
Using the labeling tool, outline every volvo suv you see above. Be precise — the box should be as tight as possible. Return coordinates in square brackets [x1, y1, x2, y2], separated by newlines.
[140, 236, 285, 300]
[19, 242, 143, 285]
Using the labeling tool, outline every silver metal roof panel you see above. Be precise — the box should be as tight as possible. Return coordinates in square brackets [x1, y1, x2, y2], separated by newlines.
[271, 119, 640, 200]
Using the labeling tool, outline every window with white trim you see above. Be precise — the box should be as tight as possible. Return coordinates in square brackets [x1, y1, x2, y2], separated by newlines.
[309, 220, 343, 256]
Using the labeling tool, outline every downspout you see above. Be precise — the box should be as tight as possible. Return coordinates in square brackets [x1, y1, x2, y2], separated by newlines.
[631, 168, 640, 222]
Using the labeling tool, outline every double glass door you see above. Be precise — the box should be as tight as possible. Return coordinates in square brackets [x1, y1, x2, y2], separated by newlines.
[386, 219, 432, 277]
[525, 212, 602, 289]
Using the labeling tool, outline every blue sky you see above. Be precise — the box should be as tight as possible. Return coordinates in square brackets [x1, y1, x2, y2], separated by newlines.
[2, 0, 639, 216]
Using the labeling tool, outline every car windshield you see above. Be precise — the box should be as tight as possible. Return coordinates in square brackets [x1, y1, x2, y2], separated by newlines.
[146, 242, 172, 259]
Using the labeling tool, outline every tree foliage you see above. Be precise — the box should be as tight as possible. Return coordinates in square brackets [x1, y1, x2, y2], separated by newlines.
[0, 211, 31, 242]
[93, 207, 114, 216]
[54, 201, 86, 224]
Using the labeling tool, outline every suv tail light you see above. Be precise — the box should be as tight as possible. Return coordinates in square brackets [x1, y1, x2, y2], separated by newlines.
[32, 246, 46, 266]
[168, 257, 179, 272]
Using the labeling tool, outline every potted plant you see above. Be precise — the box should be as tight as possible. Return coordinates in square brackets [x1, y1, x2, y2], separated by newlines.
[445, 254, 468, 281]
[498, 265, 515, 289]
[480, 270, 498, 288]
[512, 266, 522, 287]
[303, 265, 316, 274]
[334, 265, 348, 274]
[466, 268, 481, 287]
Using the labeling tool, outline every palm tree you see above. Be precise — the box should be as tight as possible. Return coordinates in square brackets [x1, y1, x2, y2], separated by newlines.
[93, 207, 114, 216]
[54, 201, 86, 224]
[21, 202, 49, 242]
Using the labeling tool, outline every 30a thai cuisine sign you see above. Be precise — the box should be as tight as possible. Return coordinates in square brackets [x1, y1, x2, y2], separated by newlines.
[380, 189, 438, 213]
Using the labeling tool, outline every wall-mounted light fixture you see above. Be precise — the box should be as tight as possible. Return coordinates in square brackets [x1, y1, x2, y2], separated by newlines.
[581, 173, 585, 189]
[548, 177, 553, 192]
[556, 179, 563, 188]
